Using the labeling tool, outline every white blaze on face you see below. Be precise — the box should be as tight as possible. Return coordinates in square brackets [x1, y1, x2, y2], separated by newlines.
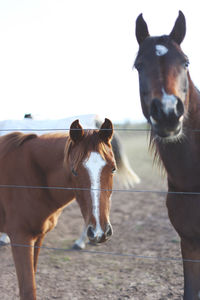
[155, 44, 168, 56]
[161, 88, 178, 114]
[83, 152, 106, 237]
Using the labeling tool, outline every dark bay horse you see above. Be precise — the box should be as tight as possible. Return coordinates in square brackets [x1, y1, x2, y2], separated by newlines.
[135, 11, 200, 300]
[0, 118, 115, 300]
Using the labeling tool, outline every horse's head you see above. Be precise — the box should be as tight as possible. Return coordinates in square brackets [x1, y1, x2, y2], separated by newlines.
[65, 118, 116, 244]
[135, 11, 189, 141]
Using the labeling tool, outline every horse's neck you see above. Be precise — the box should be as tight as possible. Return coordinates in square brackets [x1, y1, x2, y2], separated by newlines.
[187, 74, 200, 126]
[185, 76, 200, 146]
[32, 136, 75, 207]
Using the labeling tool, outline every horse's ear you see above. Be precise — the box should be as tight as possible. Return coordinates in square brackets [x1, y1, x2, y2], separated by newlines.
[69, 119, 84, 143]
[136, 13, 150, 45]
[169, 11, 186, 45]
[98, 118, 113, 144]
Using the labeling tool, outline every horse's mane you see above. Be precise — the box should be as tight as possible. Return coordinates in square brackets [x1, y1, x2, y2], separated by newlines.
[64, 130, 109, 170]
[0, 132, 37, 159]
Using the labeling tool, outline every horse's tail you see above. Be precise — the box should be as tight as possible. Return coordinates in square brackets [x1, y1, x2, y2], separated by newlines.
[111, 131, 140, 188]
[95, 117, 140, 188]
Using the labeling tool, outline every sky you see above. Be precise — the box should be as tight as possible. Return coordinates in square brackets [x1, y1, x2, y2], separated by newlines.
[0, 0, 199, 123]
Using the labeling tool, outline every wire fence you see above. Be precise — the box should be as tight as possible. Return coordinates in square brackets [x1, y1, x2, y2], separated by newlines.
[0, 242, 187, 263]
[0, 182, 199, 264]
[0, 127, 150, 132]
[0, 124, 199, 266]
[0, 184, 199, 196]
[1, 232, 200, 264]
[0, 127, 200, 132]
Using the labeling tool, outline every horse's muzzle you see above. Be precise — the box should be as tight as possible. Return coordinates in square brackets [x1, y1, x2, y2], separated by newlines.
[150, 97, 184, 139]
[87, 223, 113, 244]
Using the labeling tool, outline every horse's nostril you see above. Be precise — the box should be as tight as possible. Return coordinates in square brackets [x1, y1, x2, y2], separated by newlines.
[105, 223, 113, 237]
[150, 98, 163, 122]
[176, 97, 184, 118]
[87, 225, 95, 240]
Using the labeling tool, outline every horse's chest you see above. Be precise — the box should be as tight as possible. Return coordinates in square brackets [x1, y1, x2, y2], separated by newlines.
[167, 192, 200, 239]
[167, 163, 200, 191]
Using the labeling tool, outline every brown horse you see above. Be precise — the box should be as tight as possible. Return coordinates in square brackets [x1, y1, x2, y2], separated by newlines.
[0, 115, 140, 248]
[135, 11, 200, 300]
[0, 118, 115, 300]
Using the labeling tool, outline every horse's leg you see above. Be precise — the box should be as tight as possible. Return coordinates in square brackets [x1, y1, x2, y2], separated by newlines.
[33, 235, 44, 272]
[10, 235, 36, 300]
[181, 238, 200, 300]
[72, 226, 87, 250]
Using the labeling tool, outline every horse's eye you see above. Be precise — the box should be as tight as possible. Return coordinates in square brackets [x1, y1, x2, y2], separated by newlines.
[72, 169, 78, 176]
[184, 60, 189, 69]
[112, 167, 116, 174]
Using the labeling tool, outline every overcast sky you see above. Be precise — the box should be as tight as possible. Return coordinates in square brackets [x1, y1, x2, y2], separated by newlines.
[0, 0, 199, 123]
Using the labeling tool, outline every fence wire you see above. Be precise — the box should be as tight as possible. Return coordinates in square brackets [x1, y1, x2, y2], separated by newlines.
[0, 242, 182, 262]
[0, 184, 199, 196]
[0, 127, 200, 132]
[0, 127, 150, 132]
[0, 242, 199, 264]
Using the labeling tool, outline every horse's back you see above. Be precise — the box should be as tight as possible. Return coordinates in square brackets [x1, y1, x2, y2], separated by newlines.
[0, 132, 37, 159]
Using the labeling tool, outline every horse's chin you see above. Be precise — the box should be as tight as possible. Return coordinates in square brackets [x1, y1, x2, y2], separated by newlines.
[88, 235, 110, 245]
[152, 125, 184, 143]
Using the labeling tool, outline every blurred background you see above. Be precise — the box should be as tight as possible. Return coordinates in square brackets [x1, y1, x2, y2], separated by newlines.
[0, 0, 198, 124]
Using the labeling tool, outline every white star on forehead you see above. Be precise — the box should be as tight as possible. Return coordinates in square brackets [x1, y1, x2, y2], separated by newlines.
[155, 44, 168, 56]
